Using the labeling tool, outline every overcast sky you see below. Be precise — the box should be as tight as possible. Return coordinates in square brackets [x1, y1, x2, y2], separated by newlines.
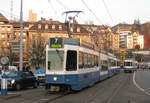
[0, 0, 150, 26]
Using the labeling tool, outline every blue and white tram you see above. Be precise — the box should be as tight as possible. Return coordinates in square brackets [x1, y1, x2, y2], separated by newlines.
[123, 59, 137, 73]
[108, 53, 118, 76]
[45, 38, 100, 92]
[99, 53, 109, 80]
[45, 37, 120, 92]
[116, 59, 121, 73]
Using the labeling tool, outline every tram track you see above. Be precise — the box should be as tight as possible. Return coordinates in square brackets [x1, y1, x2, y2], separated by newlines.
[2, 72, 149, 103]
[40, 74, 126, 103]
[106, 73, 131, 103]
[83, 73, 127, 103]
[39, 92, 69, 103]
[81, 73, 137, 103]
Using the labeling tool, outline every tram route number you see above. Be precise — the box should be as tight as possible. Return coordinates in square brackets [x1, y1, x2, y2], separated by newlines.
[50, 38, 63, 48]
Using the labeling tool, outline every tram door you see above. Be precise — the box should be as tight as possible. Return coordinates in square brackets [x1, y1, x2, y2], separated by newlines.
[66, 50, 77, 71]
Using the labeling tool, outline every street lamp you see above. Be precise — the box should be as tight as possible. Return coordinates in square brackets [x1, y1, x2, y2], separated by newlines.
[19, 0, 23, 70]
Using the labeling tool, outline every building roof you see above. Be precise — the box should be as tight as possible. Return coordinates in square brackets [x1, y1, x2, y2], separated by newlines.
[0, 13, 9, 23]
[29, 22, 89, 34]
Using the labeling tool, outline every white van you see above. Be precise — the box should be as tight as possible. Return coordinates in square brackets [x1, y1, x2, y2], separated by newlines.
[8, 66, 17, 72]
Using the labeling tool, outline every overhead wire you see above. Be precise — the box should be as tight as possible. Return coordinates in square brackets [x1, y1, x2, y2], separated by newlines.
[81, 0, 103, 24]
[102, 0, 114, 24]
[48, 0, 58, 15]
[56, 0, 70, 11]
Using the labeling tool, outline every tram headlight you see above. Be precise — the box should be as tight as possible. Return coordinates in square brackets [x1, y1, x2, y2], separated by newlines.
[11, 79, 15, 84]
[53, 77, 57, 81]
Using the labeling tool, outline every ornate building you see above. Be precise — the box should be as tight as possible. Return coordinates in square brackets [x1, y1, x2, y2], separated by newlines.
[0, 13, 13, 61]
[0, 13, 119, 67]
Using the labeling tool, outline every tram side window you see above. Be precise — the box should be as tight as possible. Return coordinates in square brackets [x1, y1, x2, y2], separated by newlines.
[88, 54, 92, 68]
[84, 53, 88, 68]
[66, 50, 77, 71]
[117, 61, 120, 66]
[79, 52, 84, 69]
[110, 59, 116, 67]
[91, 55, 95, 67]
[95, 56, 98, 67]
[101, 60, 108, 71]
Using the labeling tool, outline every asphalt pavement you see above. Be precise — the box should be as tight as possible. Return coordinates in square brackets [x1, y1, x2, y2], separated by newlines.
[0, 71, 150, 103]
[134, 70, 150, 95]
[49, 72, 150, 103]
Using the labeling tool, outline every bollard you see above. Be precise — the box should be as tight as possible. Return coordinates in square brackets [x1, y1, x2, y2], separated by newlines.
[1, 73, 7, 95]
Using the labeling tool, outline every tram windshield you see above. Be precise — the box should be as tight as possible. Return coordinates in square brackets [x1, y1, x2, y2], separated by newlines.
[48, 50, 64, 71]
[124, 62, 132, 66]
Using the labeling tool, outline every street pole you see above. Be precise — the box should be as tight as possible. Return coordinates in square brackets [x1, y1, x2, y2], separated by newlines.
[19, 0, 23, 70]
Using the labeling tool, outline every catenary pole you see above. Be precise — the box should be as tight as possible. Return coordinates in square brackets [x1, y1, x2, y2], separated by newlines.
[19, 0, 23, 70]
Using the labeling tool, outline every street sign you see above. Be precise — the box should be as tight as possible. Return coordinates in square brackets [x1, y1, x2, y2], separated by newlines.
[8, 40, 19, 43]
[11, 44, 26, 53]
[0, 56, 9, 65]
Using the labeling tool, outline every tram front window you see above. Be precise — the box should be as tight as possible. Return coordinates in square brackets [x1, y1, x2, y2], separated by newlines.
[66, 50, 77, 71]
[124, 62, 132, 66]
[48, 51, 64, 71]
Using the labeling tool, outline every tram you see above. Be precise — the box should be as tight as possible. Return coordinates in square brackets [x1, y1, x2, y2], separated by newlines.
[123, 59, 137, 73]
[45, 37, 120, 92]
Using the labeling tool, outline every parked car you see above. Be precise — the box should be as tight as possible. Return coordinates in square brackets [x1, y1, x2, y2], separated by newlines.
[0, 71, 39, 90]
[34, 69, 45, 84]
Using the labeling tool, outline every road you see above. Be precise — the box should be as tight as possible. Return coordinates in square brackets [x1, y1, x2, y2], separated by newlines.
[135, 70, 150, 95]
[0, 71, 150, 103]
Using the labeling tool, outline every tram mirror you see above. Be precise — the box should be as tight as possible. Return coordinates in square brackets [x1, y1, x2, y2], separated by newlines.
[48, 61, 51, 70]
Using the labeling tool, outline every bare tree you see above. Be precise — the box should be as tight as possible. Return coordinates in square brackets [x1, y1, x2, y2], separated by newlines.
[29, 32, 46, 69]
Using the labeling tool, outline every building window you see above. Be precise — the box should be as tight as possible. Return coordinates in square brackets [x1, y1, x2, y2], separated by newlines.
[1, 34, 5, 38]
[23, 39, 26, 42]
[77, 27, 80, 32]
[7, 26, 10, 31]
[38, 24, 41, 29]
[52, 25, 55, 30]
[70, 27, 73, 32]
[59, 25, 62, 30]
[7, 34, 10, 38]
[23, 33, 26, 36]
[45, 24, 48, 29]
[1, 26, 5, 31]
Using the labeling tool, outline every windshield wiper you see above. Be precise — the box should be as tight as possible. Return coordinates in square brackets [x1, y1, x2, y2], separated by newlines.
[56, 49, 63, 63]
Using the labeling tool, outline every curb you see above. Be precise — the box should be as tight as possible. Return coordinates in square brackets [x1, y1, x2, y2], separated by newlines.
[0, 93, 21, 100]
[133, 71, 150, 96]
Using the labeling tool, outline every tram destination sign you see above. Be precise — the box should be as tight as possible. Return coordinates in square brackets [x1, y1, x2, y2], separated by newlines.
[49, 38, 63, 48]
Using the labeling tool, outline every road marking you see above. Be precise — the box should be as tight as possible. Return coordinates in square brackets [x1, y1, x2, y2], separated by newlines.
[145, 88, 150, 91]
[133, 71, 150, 96]
[40, 98, 49, 101]
[106, 75, 127, 103]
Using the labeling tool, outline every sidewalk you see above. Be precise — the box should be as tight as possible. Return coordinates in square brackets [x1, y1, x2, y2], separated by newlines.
[0, 93, 21, 100]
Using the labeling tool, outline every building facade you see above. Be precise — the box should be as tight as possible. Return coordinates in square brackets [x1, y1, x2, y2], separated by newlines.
[0, 13, 13, 61]
[117, 30, 144, 50]
[29, 10, 37, 22]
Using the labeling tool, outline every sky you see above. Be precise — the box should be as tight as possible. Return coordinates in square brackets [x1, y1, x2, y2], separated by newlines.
[0, 0, 150, 26]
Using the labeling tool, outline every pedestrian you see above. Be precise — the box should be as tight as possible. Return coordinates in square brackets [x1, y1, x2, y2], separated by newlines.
[25, 63, 30, 71]
[35, 66, 39, 70]
[23, 65, 26, 71]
